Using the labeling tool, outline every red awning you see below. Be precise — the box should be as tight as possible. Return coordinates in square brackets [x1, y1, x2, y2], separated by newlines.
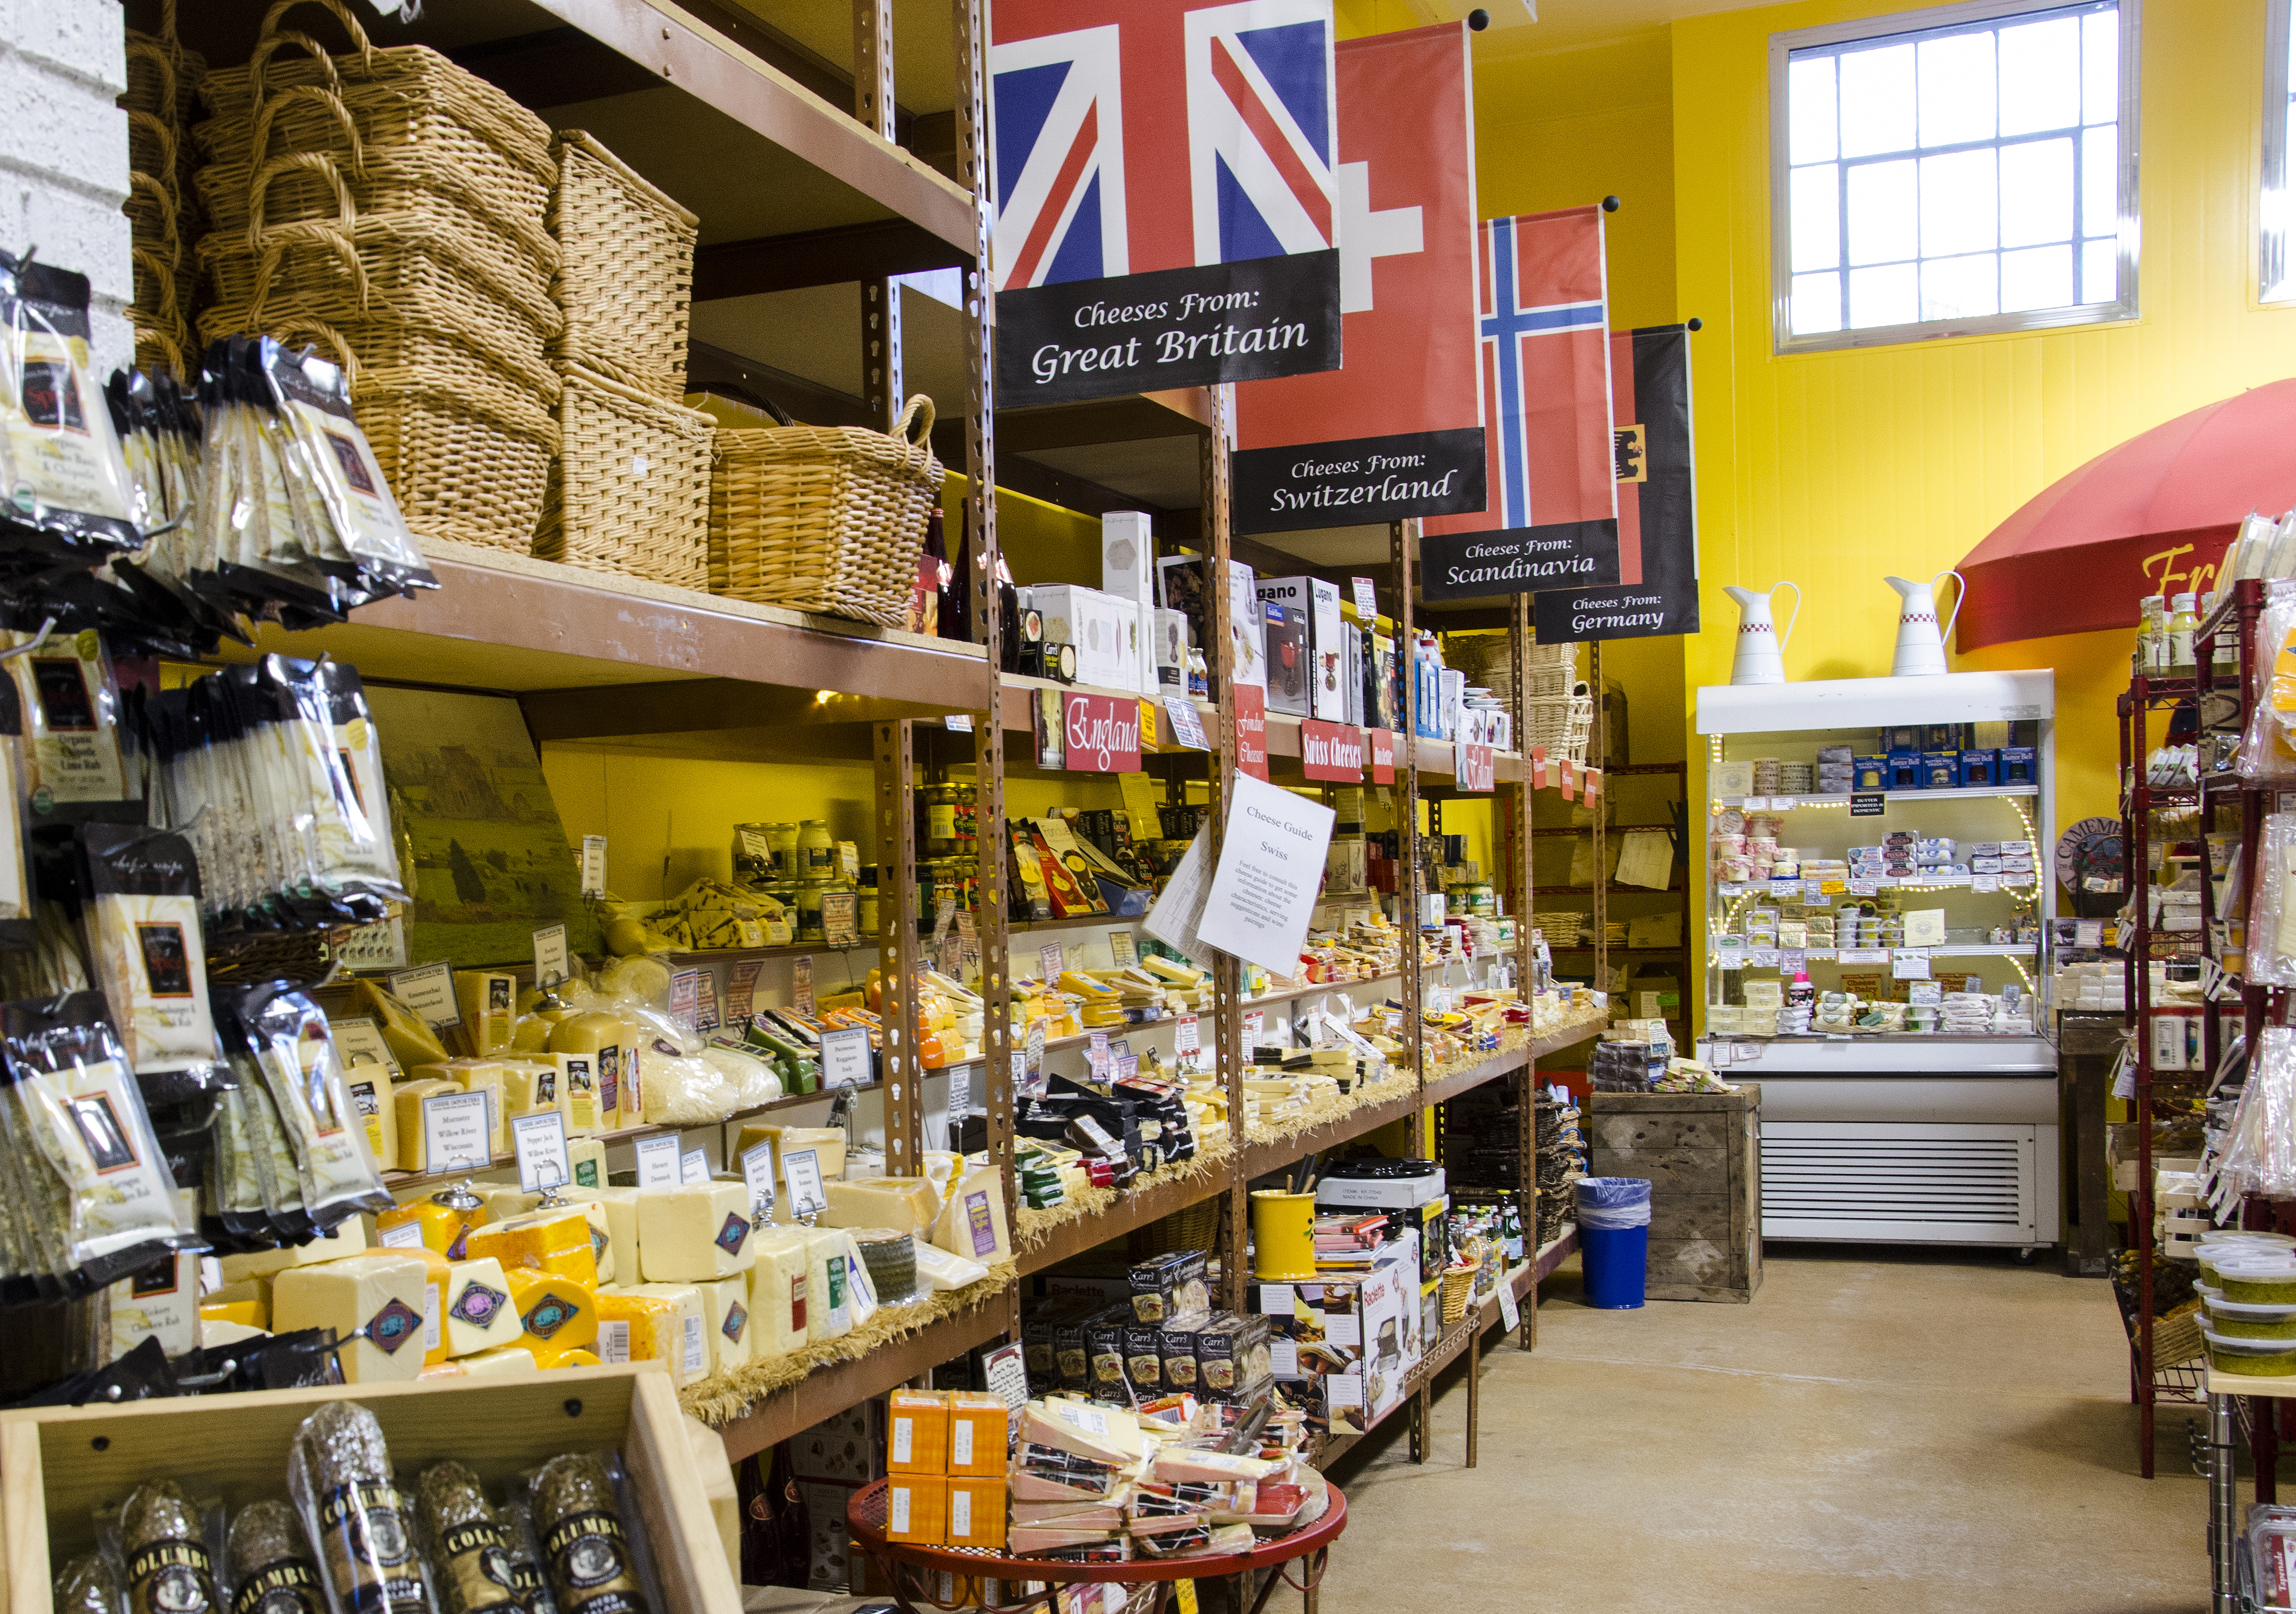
[1956, 379, 2296, 652]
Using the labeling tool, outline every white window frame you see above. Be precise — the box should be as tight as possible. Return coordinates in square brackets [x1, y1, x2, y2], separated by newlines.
[1769, 0, 2142, 356]
[2262, 0, 2293, 301]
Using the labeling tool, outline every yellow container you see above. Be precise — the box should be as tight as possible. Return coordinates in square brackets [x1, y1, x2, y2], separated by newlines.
[1250, 1190, 1318, 1281]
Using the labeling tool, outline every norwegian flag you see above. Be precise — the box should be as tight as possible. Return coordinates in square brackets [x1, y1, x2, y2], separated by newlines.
[1424, 207, 1617, 538]
[991, 0, 1337, 291]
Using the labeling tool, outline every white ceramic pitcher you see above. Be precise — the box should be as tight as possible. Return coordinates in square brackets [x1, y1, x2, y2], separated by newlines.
[1725, 582, 1800, 685]
[1885, 570, 1964, 677]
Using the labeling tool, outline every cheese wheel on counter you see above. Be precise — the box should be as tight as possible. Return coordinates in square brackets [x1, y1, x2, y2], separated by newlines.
[505, 1267, 597, 1356]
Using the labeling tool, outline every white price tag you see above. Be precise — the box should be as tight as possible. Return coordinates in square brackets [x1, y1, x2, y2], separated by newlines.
[1089, 1031, 1110, 1076]
[1164, 695, 1208, 750]
[388, 962, 461, 1029]
[1893, 949, 1932, 979]
[1498, 1278, 1521, 1332]
[945, 713, 975, 733]
[681, 1147, 710, 1185]
[1244, 1010, 1265, 1041]
[581, 835, 608, 898]
[531, 924, 569, 988]
[1026, 1019, 1046, 1073]
[740, 1140, 776, 1217]
[420, 1091, 490, 1171]
[1175, 1014, 1200, 1055]
[511, 1111, 571, 1194]
[820, 1025, 871, 1089]
[794, 956, 816, 1017]
[1351, 576, 1379, 622]
[634, 1134, 681, 1189]
[1848, 880, 1878, 897]
[1109, 930, 1139, 968]
[783, 1147, 827, 1218]
[1972, 873, 2000, 894]
[981, 1341, 1030, 1435]
[1743, 796, 1770, 811]
[2075, 920, 2105, 947]
[948, 1063, 972, 1115]
[378, 1221, 424, 1249]
[1260, 1283, 1295, 1316]
[1039, 942, 1065, 982]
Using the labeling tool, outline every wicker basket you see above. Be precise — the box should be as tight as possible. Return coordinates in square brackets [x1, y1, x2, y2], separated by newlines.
[534, 364, 712, 589]
[709, 395, 944, 626]
[122, 15, 205, 375]
[1439, 1263, 1479, 1326]
[550, 131, 697, 399]
[1524, 680, 1594, 763]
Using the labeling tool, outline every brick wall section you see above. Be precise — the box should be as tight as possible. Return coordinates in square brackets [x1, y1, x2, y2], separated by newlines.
[0, 0, 131, 376]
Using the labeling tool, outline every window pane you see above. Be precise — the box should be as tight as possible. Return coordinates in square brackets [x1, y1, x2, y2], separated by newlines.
[1922, 148, 1998, 255]
[1918, 32, 1996, 147]
[1792, 271, 1844, 334]
[1847, 158, 1919, 264]
[2082, 10, 2119, 125]
[1922, 251, 1999, 319]
[1840, 43, 1917, 157]
[2001, 136, 2075, 246]
[2001, 242, 2073, 309]
[2081, 124, 2117, 238]
[1999, 17, 2081, 134]
[1849, 261, 1920, 327]
[2082, 236, 2119, 303]
[1789, 55, 1839, 165]
[1790, 164, 1842, 271]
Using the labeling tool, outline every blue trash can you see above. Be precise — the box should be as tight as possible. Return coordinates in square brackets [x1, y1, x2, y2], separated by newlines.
[1576, 1177, 1652, 1309]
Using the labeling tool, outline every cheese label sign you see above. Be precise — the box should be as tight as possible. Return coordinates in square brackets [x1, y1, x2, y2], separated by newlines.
[389, 962, 461, 1029]
[1458, 743, 1495, 793]
[1164, 695, 1209, 751]
[1063, 693, 1143, 772]
[1234, 682, 1270, 781]
[1368, 726, 1396, 783]
[1300, 720, 1364, 781]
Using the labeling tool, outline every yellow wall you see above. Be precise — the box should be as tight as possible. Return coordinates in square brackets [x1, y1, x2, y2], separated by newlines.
[1672, 0, 2296, 844]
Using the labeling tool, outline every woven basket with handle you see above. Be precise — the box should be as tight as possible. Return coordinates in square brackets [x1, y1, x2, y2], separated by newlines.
[549, 131, 697, 399]
[1439, 1262, 1479, 1326]
[534, 363, 713, 590]
[709, 395, 944, 626]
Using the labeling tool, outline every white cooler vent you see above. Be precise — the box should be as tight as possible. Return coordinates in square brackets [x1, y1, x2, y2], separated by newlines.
[1760, 1122, 2042, 1245]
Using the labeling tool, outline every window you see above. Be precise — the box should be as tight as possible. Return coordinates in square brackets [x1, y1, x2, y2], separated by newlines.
[2263, 0, 2295, 300]
[1771, 0, 2139, 352]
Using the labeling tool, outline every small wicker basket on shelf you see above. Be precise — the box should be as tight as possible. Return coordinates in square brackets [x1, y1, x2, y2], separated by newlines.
[708, 395, 944, 627]
[1439, 1262, 1480, 1326]
[548, 130, 697, 399]
[533, 364, 713, 590]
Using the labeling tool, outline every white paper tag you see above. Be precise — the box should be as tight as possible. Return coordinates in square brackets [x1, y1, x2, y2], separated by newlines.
[531, 924, 570, 988]
[379, 1221, 423, 1250]
[783, 1147, 827, 1218]
[420, 1091, 491, 1171]
[1498, 1279, 1521, 1331]
[425, 1283, 442, 1352]
[1176, 1014, 1200, 1055]
[1110, 930, 1139, 968]
[890, 1486, 912, 1535]
[741, 1141, 776, 1217]
[679, 1147, 710, 1185]
[1260, 1283, 1294, 1315]
[952, 1419, 974, 1469]
[1352, 576, 1379, 621]
[581, 835, 608, 898]
[892, 1417, 914, 1466]
[1089, 1030, 1110, 1076]
[635, 1134, 682, 1189]
[683, 1314, 705, 1375]
[1972, 873, 2000, 894]
[389, 962, 461, 1029]
[1039, 942, 1065, 982]
[948, 1063, 972, 1115]
[512, 1111, 572, 1195]
[794, 955, 816, 1017]
[598, 1319, 630, 1364]
[1893, 949, 1932, 980]
[821, 1025, 871, 1089]
[945, 713, 974, 733]
[1270, 1338, 1300, 1375]
[1165, 695, 1209, 750]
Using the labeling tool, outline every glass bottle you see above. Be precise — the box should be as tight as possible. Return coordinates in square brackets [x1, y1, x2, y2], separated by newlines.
[798, 819, 835, 882]
[2135, 594, 2165, 675]
[2168, 591, 2199, 676]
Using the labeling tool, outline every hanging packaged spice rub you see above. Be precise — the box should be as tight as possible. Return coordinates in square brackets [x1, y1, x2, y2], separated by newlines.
[11, 625, 136, 820]
[82, 823, 215, 1074]
[219, 980, 391, 1231]
[0, 672, 36, 951]
[0, 252, 142, 564]
[260, 344, 436, 603]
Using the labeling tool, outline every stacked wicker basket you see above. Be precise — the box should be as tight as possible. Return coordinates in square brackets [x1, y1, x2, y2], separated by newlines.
[120, 4, 204, 376]
[190, 0, 561, 552]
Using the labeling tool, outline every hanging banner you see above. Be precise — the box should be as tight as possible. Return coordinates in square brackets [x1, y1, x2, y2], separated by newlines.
[1534, 323, 1702, 642]
[1230, 24, 1482, 533]
[991, 0, 1342, 406]
[1419, 207, 1618, 600]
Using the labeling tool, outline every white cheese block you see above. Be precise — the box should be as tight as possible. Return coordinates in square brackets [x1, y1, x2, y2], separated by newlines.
[566, 1136, 609, 1191]
[930, 1166, 1013, 1265]
[458, 1345, 539, 1377]
[803, 1228, 853, 1341]
[564, 1186, 638, 1288]
[441, 1256, 522, 1357]
[746, 1227, 810, 1358]
[272, 1252, 431, 1383]
[197, 1317, 270, 1351]
[637, 1181, 755, 1282]
[626, 1282, 710, 1385]
[821, 1177, 941, 1234]
[696, 1274, 754, 1376]
[219, 1218, 367, 1283]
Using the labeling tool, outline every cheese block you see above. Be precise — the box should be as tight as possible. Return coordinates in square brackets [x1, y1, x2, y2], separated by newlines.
[746, 1226, 810, 1358]
[1022, 1399, 1145, 1466]
[452, 970, 518, 1057]
[377, 1189, 487, 1262]
[636, 1181, 755, 1282]
[946, 1477, 1008, 1551]
[389, 1078, 459, 1170]
[695, 1274, 753, 1376]
[466, 1207, 599, 1288]
[200, 1275, 270, 1316]
[549, 1012, 632, 1127]
[563, 1185, 638, 1288]
[219, 1218, 365, 1283]
[498, 1058, 568, 1123]
[594, 1290, 682, 1373]
[272, 1252, 431, 1383]
[481, 1187, 543, 1222]
[1150, 1448, 1279, 1484]
[567, 1136, 609, 1191]
[626, 1282, 709, 1385]
[198, 1317, 270, 1351]
[948, 1391, 1011, 1476]
[821, 1177, 941, 1235]
[353, 978, 451, 1069]
[459, 1345, 539, 1377]
[107, 1250, 200, 1362]
[556, 1048, 605, 1135]
[343, 1064, 398, 1171]
[198, 1299, 265, 1330]
[510, 1013, 554, 1053]
[884, 1474, 948, 1544]
[441, 1256, 521, 1357]
[803, 1228, 852, 1341]
[505, 1267, 597, 1355]
[480, 1193, 614, 1285]
[930, 1165, 1013, 1265]
[413, 1060, 511, 1155]
[887, 1389, 950, 1475]
[390, 1244, 453, 1367]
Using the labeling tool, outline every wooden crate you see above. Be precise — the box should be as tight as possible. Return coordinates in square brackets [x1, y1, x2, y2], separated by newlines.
[1586, 1085, 1763, 1303]
[0, 1365, 739, 1614]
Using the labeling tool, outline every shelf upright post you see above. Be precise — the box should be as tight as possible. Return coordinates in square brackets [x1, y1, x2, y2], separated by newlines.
[854, 0, 904, 433]
[877, 720, 924, 1174]
[1391, 519, 1425, 1116]
[2120, 674, 2159, 1477]
[1510, 593, 1538, 1349]
[1203, 386, 1249, 1310]
[952, 0, 1018, 1335]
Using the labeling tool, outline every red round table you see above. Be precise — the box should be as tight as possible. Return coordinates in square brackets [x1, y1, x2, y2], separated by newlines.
[846, 1476, 1349, 1614]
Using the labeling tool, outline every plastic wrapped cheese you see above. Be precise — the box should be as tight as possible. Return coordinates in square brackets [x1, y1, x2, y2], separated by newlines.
[626, 1282, 708, 1384]
[746, 1226, 809, 1357]
[271, 1251, 429, 1382]
[636, 1181, 753, 1283]
[695, 1274, 753, 1376]
[931, 1165, 1013, 1265]
[803, 1228, 852, 1342]
[822, 1177, 940, 1234]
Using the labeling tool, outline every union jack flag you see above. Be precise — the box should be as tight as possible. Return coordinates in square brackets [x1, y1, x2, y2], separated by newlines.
[991, 0, 1337, 292]
[1424, 207, 1617, 537]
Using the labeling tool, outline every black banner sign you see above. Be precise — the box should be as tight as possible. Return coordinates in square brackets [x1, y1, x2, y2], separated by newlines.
[1232, 427, 1486, 535]
[1851, 793, 1886, 817]
[1419, 520, 1621, 601]
[995, 252, 1342, 408]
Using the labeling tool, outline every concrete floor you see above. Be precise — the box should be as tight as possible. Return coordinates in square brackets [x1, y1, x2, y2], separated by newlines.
[1316, 1247, 2210, 1614]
